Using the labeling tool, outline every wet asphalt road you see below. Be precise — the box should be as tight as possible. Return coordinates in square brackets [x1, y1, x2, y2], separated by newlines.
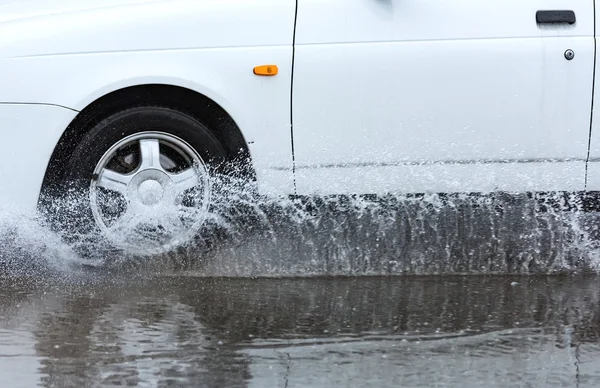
[0, 274, 598, 387]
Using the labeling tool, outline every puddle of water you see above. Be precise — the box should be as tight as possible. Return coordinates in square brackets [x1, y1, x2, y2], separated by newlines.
[0, 275, 598, 387]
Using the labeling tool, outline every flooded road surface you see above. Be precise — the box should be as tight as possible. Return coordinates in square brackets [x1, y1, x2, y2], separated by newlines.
[0, 274, 598, 387]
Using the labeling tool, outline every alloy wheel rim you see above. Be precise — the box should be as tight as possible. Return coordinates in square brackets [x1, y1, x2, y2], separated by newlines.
[89, 131, 211, 255]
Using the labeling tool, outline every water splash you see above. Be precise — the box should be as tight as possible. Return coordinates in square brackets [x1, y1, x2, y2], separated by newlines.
[5, 176, 600, 277]
[166, 189, 600, 277]
[0, 203, 83, 277]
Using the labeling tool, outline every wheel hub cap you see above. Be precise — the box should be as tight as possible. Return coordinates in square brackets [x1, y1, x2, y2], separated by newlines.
[128, 169, 172, 208]
[137, 179, 164, 206]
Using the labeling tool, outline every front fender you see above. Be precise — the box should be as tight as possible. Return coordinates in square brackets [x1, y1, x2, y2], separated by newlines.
[0, 0, 297, 195]
[0, 46, 296, 195]
[0, 103, 77, 212]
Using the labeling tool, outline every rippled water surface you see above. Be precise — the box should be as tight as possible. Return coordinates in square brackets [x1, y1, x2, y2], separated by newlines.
[0, 275, 598, 387]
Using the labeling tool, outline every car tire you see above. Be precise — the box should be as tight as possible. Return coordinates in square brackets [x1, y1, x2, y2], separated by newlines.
[45, 106, 230, 260]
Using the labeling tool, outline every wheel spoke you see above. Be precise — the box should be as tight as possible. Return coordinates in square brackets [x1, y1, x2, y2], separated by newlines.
[97, 169, 132, 195]
[171, 168, 200, 196]
[139, 139, 162, 170]
[107, 208, 137, 233]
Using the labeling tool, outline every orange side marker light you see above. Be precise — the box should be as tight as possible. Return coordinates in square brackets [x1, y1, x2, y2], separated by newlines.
[253, 65, 278, 76]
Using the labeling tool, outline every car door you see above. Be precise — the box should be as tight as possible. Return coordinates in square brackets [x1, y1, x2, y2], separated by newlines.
[291, 0, 595, 195]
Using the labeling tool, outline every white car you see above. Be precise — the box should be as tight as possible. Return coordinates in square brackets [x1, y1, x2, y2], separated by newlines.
[0, 0, 596, 254]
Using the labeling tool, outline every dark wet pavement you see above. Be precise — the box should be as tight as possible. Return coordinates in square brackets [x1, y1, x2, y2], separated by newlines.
[0, 275, 598, 387]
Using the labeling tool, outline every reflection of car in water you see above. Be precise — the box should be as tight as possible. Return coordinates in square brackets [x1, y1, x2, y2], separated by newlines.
[0, 0, 597, 254]
[0, 277, 598, 387]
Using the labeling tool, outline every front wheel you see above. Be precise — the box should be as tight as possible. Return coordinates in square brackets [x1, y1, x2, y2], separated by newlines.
[51, 106, 229, 257]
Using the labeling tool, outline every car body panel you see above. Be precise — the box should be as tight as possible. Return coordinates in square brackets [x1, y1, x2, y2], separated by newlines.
[0, 48, 296, 196]
[583, 0, 600, 190]
[0, 104, 77, 211]
[294, 161, 588, 196]
[292, 0, 595, 195]
[0, 0, 294, 57]
[0, 0, 297, 200]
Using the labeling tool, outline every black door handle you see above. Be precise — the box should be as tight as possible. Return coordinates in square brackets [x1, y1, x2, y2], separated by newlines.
[536, 10, 576, 24]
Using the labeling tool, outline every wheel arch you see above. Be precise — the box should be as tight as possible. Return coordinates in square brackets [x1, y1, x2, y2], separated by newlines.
[41, 83, 256, 195]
